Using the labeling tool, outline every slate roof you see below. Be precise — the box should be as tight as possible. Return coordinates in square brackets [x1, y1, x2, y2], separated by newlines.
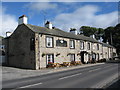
[26, 24, 99, 43]
[0, 36, 3, 45]
[101, 42, 114, 48]
[23, 24, 114, 48]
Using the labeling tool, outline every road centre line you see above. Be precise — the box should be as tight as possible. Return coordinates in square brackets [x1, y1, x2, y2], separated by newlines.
[103, 65, 115, 68]
[88, 68, 101, 72]
[88, 64, 114, 73]
[59, 73, 82, 80]
[13, 82, 43, 89]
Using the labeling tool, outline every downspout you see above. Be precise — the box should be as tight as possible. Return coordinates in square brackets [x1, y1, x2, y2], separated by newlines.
[38, 34, 41, 69]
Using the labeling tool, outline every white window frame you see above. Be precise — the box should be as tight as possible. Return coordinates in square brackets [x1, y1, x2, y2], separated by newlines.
[46, 54, 54, 65]
[70, 54, 75, 61]
[80, 41, 84, 50]
[46, 37, 53, 48]
[92, 44, 95, 50]
[87, 43, 90, 50]
[97, 44, 99, 50]
[70, 40, 75, 49]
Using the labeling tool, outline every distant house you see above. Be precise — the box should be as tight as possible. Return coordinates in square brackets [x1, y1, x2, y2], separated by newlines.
[3, 15, 117, 69]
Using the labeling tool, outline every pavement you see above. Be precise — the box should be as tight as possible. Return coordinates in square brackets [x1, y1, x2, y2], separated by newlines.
[2, 62, 120, 89]
[2, 63, 105, 81]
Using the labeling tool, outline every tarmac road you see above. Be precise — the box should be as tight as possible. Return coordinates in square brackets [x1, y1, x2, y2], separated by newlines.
[2, 63, 119, 89]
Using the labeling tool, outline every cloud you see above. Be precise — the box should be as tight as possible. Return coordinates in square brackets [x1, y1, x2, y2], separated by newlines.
[25, 2, 57, 12]
[0, 7, 18, 37]
[53, 5, 118, 32]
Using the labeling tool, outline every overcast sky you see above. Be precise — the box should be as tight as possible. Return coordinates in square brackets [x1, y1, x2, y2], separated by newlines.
[0, 1, 118, 37]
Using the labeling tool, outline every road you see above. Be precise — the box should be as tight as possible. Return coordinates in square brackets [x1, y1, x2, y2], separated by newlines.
[2, 63, 119, 89]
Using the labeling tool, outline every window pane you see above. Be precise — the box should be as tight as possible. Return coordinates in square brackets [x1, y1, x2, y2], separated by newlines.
[46, 37, 53, 47]
[70, 54, 75, 61]
[47, 54, 54, 64]
[80, 41, 84, 50]
[70, 40, 75, 48]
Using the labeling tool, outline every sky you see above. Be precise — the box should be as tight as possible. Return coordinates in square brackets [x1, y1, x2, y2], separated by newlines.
[0, 1, 119, 37]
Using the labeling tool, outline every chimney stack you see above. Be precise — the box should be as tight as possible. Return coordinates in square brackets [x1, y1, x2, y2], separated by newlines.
[18, 15, 28, 25]
[98, 37, 103, 42]
[70, 28, 77, 35]
[45, 21, 53, 29]
[6, 31, 12, 37]
[106, 40, 109, 44]
[90, 34, 95, 39]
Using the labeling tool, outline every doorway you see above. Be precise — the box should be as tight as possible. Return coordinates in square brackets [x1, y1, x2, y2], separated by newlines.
[81, 52, 85, 64]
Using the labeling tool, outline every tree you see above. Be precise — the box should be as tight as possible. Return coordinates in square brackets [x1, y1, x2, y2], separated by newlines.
[113, 24, 120, 55]
[80, 26, 98, 37]
[80, 26, 104, 40]
[103, 26, 114, 44]
[80, 24, 120, 55]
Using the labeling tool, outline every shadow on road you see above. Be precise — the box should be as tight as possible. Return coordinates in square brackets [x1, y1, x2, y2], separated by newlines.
[105, 79, 120, 89]
[105, 60, 120, 63]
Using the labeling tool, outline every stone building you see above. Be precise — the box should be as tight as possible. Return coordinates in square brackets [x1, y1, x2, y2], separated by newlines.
[0, 36, 5, 65]
[3, 15, 117, 69]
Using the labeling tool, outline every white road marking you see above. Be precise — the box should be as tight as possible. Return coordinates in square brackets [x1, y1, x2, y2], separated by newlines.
[104, 65, 114, 68]
[59, 73, 82, 80]
[88, 68, 101, 72]
[14, 82, 43, 89]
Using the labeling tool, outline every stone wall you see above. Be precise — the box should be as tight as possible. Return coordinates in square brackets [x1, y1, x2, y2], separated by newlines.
[36, 34, 104, 69]
[4, 25, 117, 70]
[7, 25, 36, 69]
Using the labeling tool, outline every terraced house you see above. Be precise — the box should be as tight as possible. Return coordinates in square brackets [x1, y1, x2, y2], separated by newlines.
[3, 15, 117, 70]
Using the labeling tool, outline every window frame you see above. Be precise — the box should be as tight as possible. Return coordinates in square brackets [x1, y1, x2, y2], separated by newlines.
[30, 37, 35, 51]
[70, 40, 75, 49]
[80, 41, 84, 50]
[46, 36, 54, 48]
[70, 54, 75, 61]
[46, 54, 54, 65]
[97, 44, 99, 50]
[87, 42, 90, 50]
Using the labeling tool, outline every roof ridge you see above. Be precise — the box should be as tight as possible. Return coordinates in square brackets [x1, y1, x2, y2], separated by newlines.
[24, 24, 114, 48]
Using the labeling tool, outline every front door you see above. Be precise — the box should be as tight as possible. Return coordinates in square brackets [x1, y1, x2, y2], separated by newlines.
[81, 52, 84, 64]
[92, 53, 96, 62]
